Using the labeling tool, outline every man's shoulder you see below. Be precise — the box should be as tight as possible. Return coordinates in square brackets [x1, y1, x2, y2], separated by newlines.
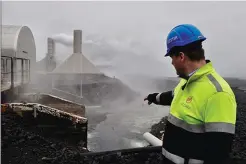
[205, 71, 235, 96]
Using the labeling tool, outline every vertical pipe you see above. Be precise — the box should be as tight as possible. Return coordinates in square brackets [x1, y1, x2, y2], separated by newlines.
[73, 30, 82, 54]
[47, 38, 55, 55]
[28, 59, 30, 82]
[47, 38, 55, 72]
[10, 57, 14, 89]
[80, 72, 83, 98]
[80, 79, 82, 97]
[21, 59, 24, 84]
[84, 120, 88, 148]
[5, 58, 7, 73]
[73, 30, 83, 97]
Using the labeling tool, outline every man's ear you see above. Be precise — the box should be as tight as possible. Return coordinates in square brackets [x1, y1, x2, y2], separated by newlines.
[179, 52, 185, 62]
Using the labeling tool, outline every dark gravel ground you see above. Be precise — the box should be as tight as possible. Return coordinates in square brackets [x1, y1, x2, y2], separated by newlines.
[2, 87, 246, 164]
[150, 116, 167, 140]
[1, 110, 163, 164]
[149, 87, 246, 163]
[1, 111, 89, 164]
[230, 88, 246, 161]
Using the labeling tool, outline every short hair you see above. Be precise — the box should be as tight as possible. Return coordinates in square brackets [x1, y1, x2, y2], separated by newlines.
[169, 41, 205, 61]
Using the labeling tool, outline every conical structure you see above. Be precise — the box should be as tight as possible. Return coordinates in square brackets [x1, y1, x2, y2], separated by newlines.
[51, 53, 101, 74]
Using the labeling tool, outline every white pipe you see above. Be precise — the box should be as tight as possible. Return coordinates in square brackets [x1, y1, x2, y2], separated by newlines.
[143, 132, 162, 146]
[85, 106, 101, 109]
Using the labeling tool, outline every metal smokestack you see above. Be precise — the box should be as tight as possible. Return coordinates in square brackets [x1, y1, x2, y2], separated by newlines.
[73, 30, 83, 98]
[73, 30, 82, 53]
[46, 38, 56, 72]
[47, 37, 55, 55]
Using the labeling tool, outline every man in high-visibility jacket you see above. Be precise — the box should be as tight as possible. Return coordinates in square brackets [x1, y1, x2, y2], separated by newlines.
[145, 24, 237, 164]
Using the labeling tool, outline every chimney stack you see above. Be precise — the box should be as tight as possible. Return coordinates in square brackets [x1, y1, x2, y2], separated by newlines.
[46, 38, 56, 72]
[73, 30, 82, 53]
[47, 38, 55, 56]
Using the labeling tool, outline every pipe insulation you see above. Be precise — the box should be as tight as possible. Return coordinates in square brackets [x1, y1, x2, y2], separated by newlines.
[143, 132, 162, 146]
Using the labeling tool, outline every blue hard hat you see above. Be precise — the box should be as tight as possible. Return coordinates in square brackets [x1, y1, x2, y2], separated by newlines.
[165, 24, 206, 56]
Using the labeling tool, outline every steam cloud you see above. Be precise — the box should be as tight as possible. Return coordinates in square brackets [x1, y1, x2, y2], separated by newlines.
[49, 32, 172, 84]
[51, 33, 73, 46]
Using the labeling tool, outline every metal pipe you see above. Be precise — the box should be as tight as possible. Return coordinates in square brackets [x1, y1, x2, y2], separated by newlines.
[10, 57, 14, 90]
[21, 59, 24, 85]
[47, 38, 55, 55]
[73, 30, 82, 53]
[28, 59, 30, 82]
[143, 132, 162, 146]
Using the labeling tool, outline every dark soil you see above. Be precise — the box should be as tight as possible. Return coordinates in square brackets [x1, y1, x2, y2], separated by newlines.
[2, 108, 164, 164]
[1, 111, 88, 164]
[2, 86, 246, 164]
[230, 88, 246, 161]
[1, 110, 163, 164]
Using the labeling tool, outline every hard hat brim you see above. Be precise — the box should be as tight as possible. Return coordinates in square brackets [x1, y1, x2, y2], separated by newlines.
[164, 38, 206, 57]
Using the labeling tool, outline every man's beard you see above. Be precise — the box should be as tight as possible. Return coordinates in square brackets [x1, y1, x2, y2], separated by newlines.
[176, 69, 189, 80]
[176, 68, 183, 76]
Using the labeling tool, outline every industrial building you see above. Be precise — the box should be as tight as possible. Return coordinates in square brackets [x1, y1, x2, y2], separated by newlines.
[1, 25, 36, 102]
[34, 30, 108, 105]
[32, 29, 136, 105]
[1, 24, 136, 106]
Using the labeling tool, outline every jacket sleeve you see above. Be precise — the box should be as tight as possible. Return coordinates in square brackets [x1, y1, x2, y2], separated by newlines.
[203, 92, 237, 163]
[156, 90, 174, 106]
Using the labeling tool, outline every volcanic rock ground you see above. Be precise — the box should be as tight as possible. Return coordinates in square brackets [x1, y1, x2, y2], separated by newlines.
[2, 78, 246, 164]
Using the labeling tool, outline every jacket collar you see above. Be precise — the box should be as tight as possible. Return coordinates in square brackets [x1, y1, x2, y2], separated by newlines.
[179, 60, 214, 87]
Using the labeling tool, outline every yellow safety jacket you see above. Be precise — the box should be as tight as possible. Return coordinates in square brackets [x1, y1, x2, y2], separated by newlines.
[162, 60, 237, 164]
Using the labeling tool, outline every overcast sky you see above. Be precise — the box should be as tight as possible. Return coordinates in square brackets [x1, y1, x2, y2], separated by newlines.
[2, 1, 246, 79]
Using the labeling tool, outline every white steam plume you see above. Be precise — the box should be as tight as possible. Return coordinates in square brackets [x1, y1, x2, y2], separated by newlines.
[51, 33, 73, 46]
